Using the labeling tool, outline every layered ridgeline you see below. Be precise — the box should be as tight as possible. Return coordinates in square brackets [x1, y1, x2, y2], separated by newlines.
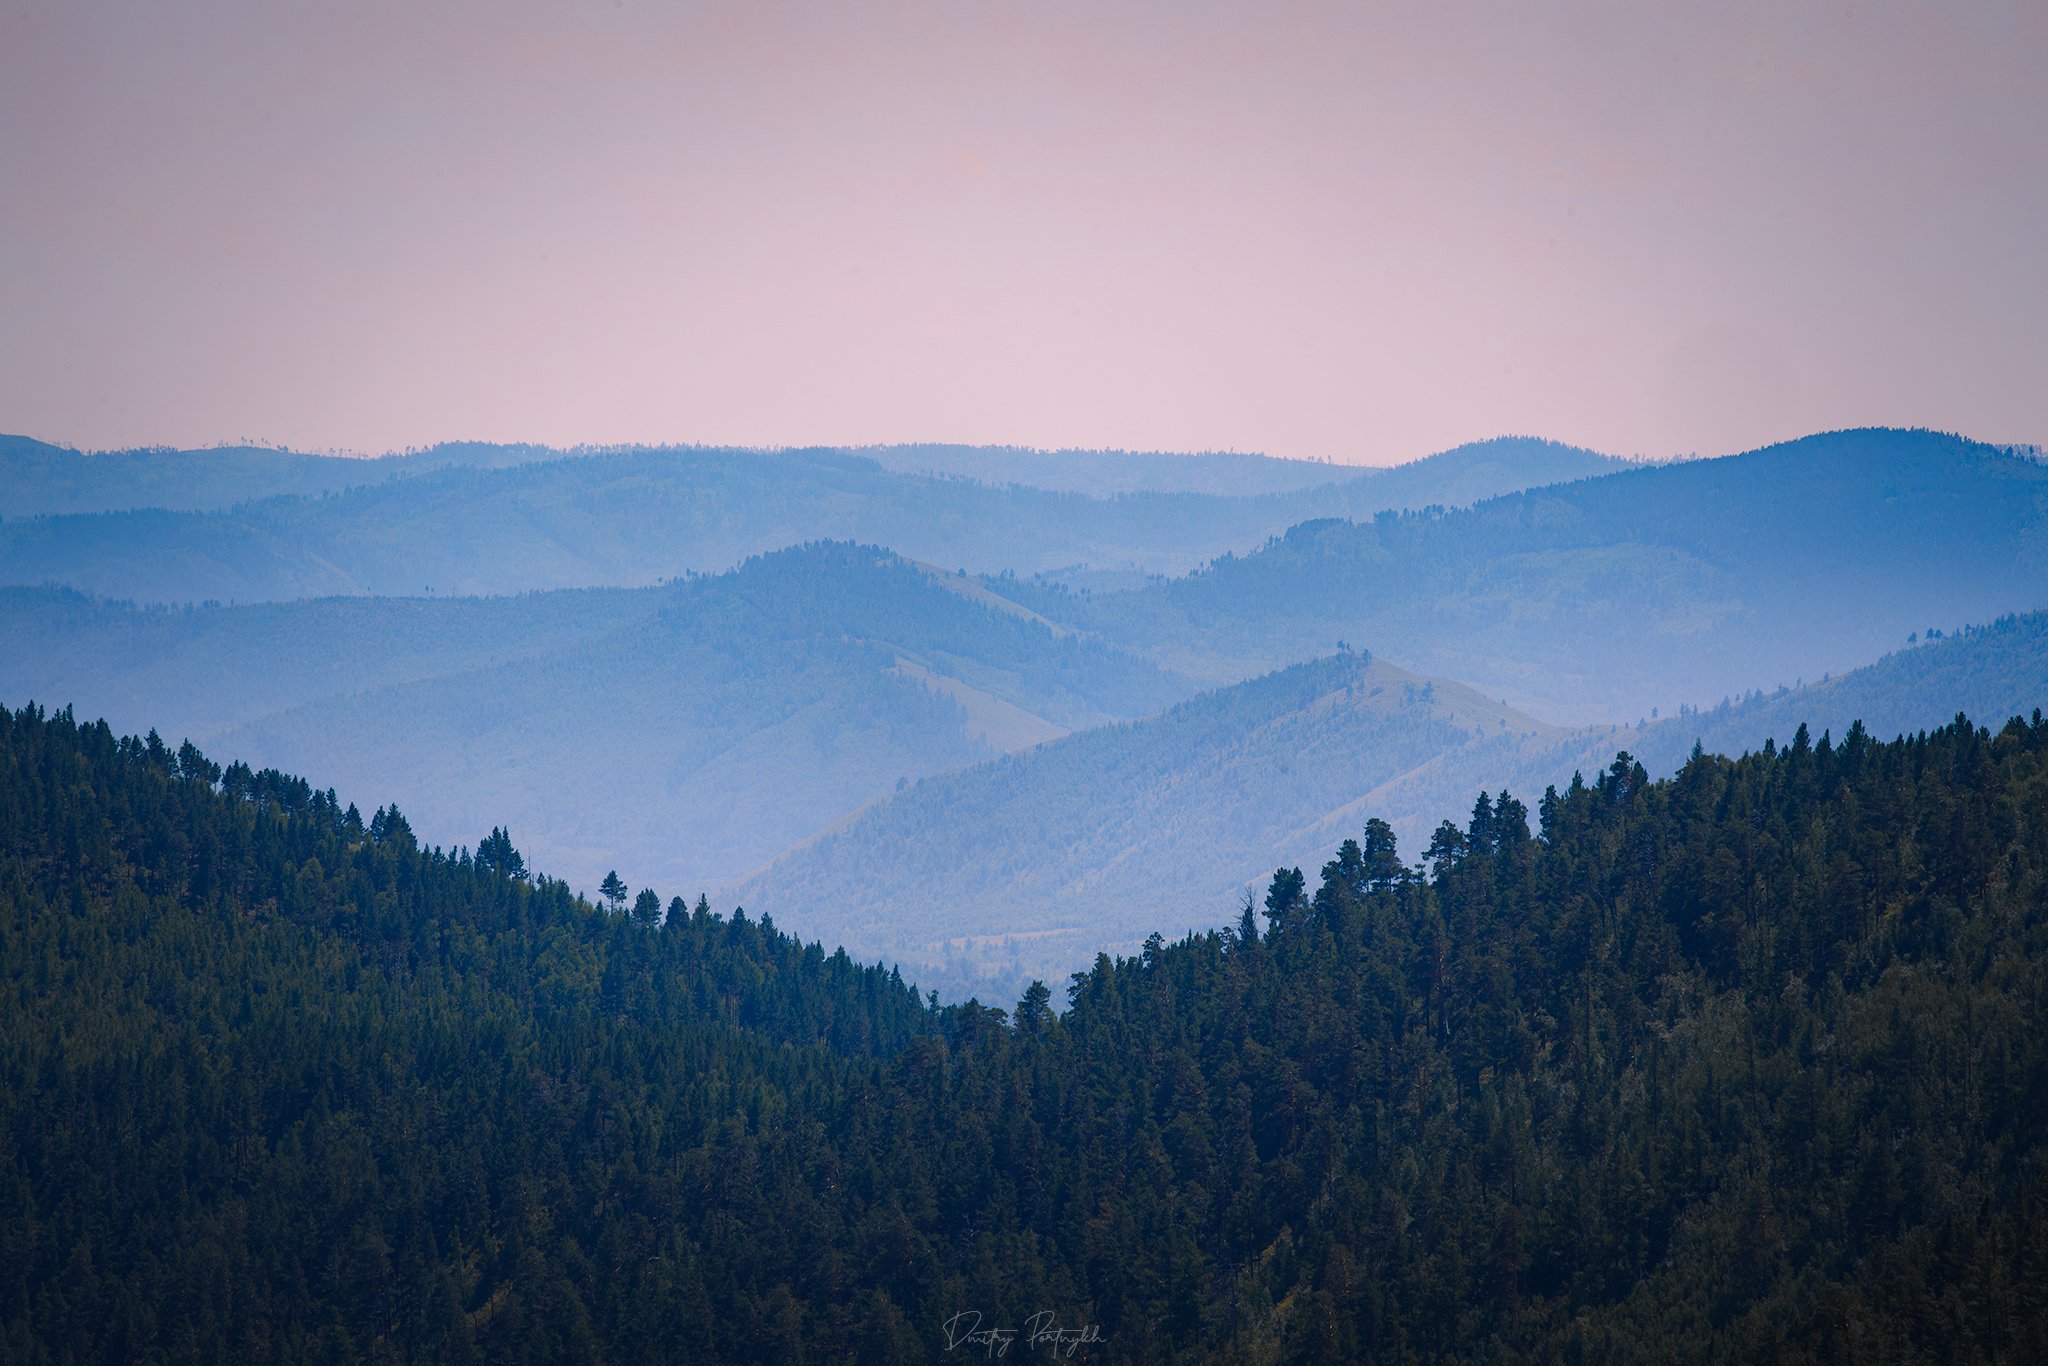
[739, 610, 2048, 1003]
[0, 437, 1621, 604]
[9, 704, 2048, 1361]
[0, 434, 570, 516]
[733, 651, 1561, 1000]
[7, 426, 2043, 1003]
[860, 435, 1620, 499]
[1004, 428, 2048, 723]
[0, 544, 1185, 897]
[9, 551, 2045, 1005]
[0, 432, 1397, 515]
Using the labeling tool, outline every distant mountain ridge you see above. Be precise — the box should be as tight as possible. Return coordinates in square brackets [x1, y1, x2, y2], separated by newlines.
[1007, 427, 2048, 722]
[0, 544, 1191, 897]
[856, 434, 1624, 498]
[0, 437, 1627, 603]
[0, 433, 570, 515]
[0, 431, 1624, 515]
[0, 583, 654, 737]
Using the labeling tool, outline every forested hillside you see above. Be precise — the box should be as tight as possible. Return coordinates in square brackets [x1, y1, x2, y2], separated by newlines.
[735, 652, 1555, 1001]
[7, 702, 2048, 1362]
[1348, 608, 2048, 877]
[732, 610, 2048, 1003]
[0, 439, 1618, 604]
[1625, 611, 2048, 776]
[1013, 428, 2048, 722]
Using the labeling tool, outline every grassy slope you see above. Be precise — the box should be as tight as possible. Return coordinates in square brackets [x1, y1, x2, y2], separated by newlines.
[732, 652, 1556, 1000]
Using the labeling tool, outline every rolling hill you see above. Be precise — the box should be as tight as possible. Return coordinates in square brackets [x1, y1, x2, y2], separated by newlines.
[1622, 608, 2048, 774]
[857, 434, 1625, 498]
[8, 426, 2042, 1004]
[730, 651, 1559, 1000]
[1006, 428, 2048, 723]
[733, 606, 2048, 1003]
[0, 544, 1191, 899]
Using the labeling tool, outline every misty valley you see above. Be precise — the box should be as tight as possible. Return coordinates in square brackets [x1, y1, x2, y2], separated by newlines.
[4, 428, 2043, 1007]
[16, 0, 2048, 1355]
[2, 428, 2047, 1362]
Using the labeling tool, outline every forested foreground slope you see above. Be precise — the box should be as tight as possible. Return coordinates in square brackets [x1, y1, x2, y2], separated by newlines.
[5, 703, 2048, 1361]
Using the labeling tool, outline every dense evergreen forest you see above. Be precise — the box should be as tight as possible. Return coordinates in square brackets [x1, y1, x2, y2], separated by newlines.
[6, 701, 2048, 1361]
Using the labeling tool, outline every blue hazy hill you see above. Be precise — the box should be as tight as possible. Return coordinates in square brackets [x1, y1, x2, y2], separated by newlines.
[731, 651, 1556, 1000]
[857, 434, 1623, 497]
[1009, 428, 2048, 723]
[0, 544, 1189, 899]
[0, 438, 1624, 603]
[733, 606, 2048, 1004]
[0, 433, 569, 516]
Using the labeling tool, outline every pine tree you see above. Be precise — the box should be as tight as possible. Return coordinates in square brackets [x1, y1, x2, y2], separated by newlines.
[1263, 866, 1307, 935]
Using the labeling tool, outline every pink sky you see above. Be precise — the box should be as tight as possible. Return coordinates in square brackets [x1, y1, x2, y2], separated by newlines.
[2, 1, 2043, 464]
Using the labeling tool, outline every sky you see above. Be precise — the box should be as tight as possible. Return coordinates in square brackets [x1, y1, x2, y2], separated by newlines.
[2, 1, 2043, 465]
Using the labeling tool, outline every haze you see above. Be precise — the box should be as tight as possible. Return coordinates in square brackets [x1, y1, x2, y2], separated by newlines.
[3, 0, 2043, 462]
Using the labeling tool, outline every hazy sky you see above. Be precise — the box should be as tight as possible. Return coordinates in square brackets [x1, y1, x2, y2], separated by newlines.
[3, 1, 2043, 464]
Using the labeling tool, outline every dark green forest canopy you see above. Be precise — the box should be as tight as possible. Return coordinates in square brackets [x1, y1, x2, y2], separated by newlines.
[5, 702, 2048, 1361]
